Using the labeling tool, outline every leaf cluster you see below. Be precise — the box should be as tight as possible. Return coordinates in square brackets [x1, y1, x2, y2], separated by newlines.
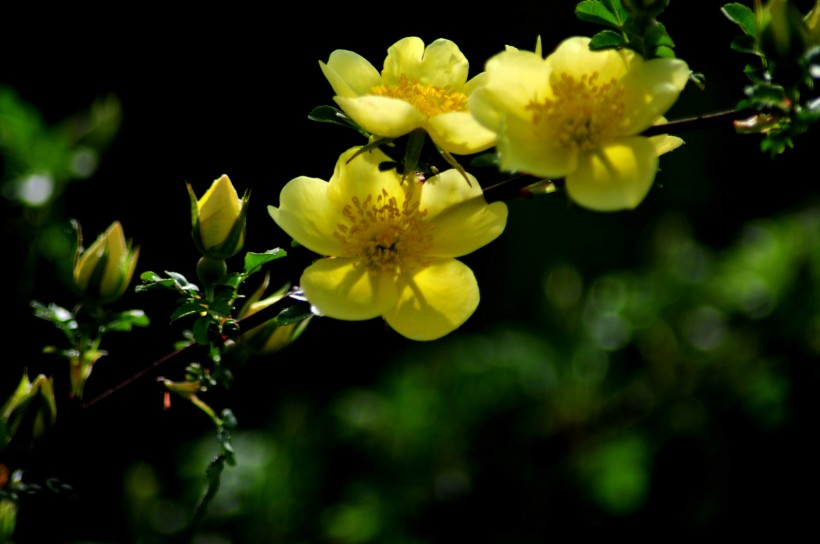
[575, 0, 677, 58]
[723, 2, 820, 155]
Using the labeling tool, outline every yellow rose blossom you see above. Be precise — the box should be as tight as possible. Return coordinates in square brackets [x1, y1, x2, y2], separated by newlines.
[268, 147, 508, 341]
[320, 36, 497, 155]
[469, 36, 690, 211]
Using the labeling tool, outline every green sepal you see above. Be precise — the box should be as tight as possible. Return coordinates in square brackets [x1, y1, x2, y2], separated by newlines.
[308, 105, 372, 138]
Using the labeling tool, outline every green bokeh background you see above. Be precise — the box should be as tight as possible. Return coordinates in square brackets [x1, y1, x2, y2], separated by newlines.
[3, 2, 820, 541]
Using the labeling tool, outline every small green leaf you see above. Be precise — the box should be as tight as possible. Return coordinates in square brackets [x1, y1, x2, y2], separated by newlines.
[576, 1, 622, 28]
[275, 304, 313, 326]
[170, 301, 206, 323]
[589, 30, 627, 50]
[722, 3, 757, 38]
[140, 271, 163, 282]
[192, 316, 212, 345]
[730, 35, 759, 54]
[106, 309, 151, 331]
[244, 249, 287, 276]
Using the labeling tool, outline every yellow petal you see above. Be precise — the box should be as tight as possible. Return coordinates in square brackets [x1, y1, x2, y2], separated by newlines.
[383, 259, 479, 341]
[198, 174, 241, 250]
[328, 147, 405, 204]
[470, 49, 550, 130]
[649, 134, 684, 156]
[565, 136, 659, 211]
[334, 95, 426, 138]
[547, 36, 634, 83]
[425, 112, 497, 155]
[497, 114, 577, 177]
[619, 57, 690, 134]
[268, 176, 345, 257]
[301, 258, 398, 320]
[383, 37, 468, 88]
[320, 50, 382, 97]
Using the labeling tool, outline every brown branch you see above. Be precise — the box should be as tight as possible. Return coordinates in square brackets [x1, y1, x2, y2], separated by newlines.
[79, 289, 302, 410]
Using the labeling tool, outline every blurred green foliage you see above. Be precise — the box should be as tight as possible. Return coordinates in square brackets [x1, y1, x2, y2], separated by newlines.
[112, 203, 820, 542]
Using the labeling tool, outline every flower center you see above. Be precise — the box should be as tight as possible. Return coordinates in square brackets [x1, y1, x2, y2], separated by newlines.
[526, 71, 625, 150]
[334, 187, 433, 274]
[371, 74, 468, 118]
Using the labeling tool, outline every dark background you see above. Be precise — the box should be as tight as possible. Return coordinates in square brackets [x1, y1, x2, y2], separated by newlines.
[3, 2, 820, 542]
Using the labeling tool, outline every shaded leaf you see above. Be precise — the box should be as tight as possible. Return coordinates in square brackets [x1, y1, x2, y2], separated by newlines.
[589, 30, 627, 50]
[244, 249, 286, 276]
[576, 0, 622, 28]
[722, 3, 757, 38]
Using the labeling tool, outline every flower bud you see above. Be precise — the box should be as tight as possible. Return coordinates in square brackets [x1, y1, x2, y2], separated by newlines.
[1, 373, 57, 447]
[73, 221, 140, 304]
[188, 174, 250, 259]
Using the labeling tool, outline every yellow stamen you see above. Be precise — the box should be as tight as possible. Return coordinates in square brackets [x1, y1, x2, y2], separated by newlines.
[371, 74, 468, 118]
[526, 71, 625, 150]
[333, 187, 434, 274]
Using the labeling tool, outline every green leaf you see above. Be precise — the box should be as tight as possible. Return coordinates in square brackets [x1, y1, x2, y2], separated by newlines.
[166, 271, 198, 291]
[275, 304, 313, 326]
[192, 316, 212, 345]
[722, 3, 757, 38]
[576, 1, 622, 28]
[308, 105, 370, 137]
[170, 301, 206, 323]
[244, 249, 287, 276]
[589, 30, 627, 50]
[106, 309, 151, 331]
[730, 35, 759, 54]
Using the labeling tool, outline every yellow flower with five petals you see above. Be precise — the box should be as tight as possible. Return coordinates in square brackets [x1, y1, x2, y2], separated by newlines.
[268, 147, 508, 341]
[469, 36, 690, 211]
[320, 36, 497, 155]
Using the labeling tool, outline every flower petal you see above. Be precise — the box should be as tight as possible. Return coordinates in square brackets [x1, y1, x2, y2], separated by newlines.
[425, 112, 497, 155]
[334, 95, 426, 138]
[470, 49, 550, 131]
[328, 147, 405, 204]
[320, 50, 382, 97]
[649, 134, 684, 156]
[384, 37, 469, 88]
[384, 259, 480, 341]
[420, 169, 507, 257]
[619, 57, 690, 134]
[497, 114, 577, 177]
[268, 176, 345, 257]
[301, 258, 399, 320]
[565, 136, 659, 211]
[547, 36, 634, 83]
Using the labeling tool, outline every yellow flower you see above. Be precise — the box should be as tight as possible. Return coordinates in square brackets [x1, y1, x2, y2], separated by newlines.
[268, 147, 508, 341]
[188, 174, 249, 259]
[469, 36, 690, 211]
[320, 36, 497, 155]
[73, 221, 140, 303]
